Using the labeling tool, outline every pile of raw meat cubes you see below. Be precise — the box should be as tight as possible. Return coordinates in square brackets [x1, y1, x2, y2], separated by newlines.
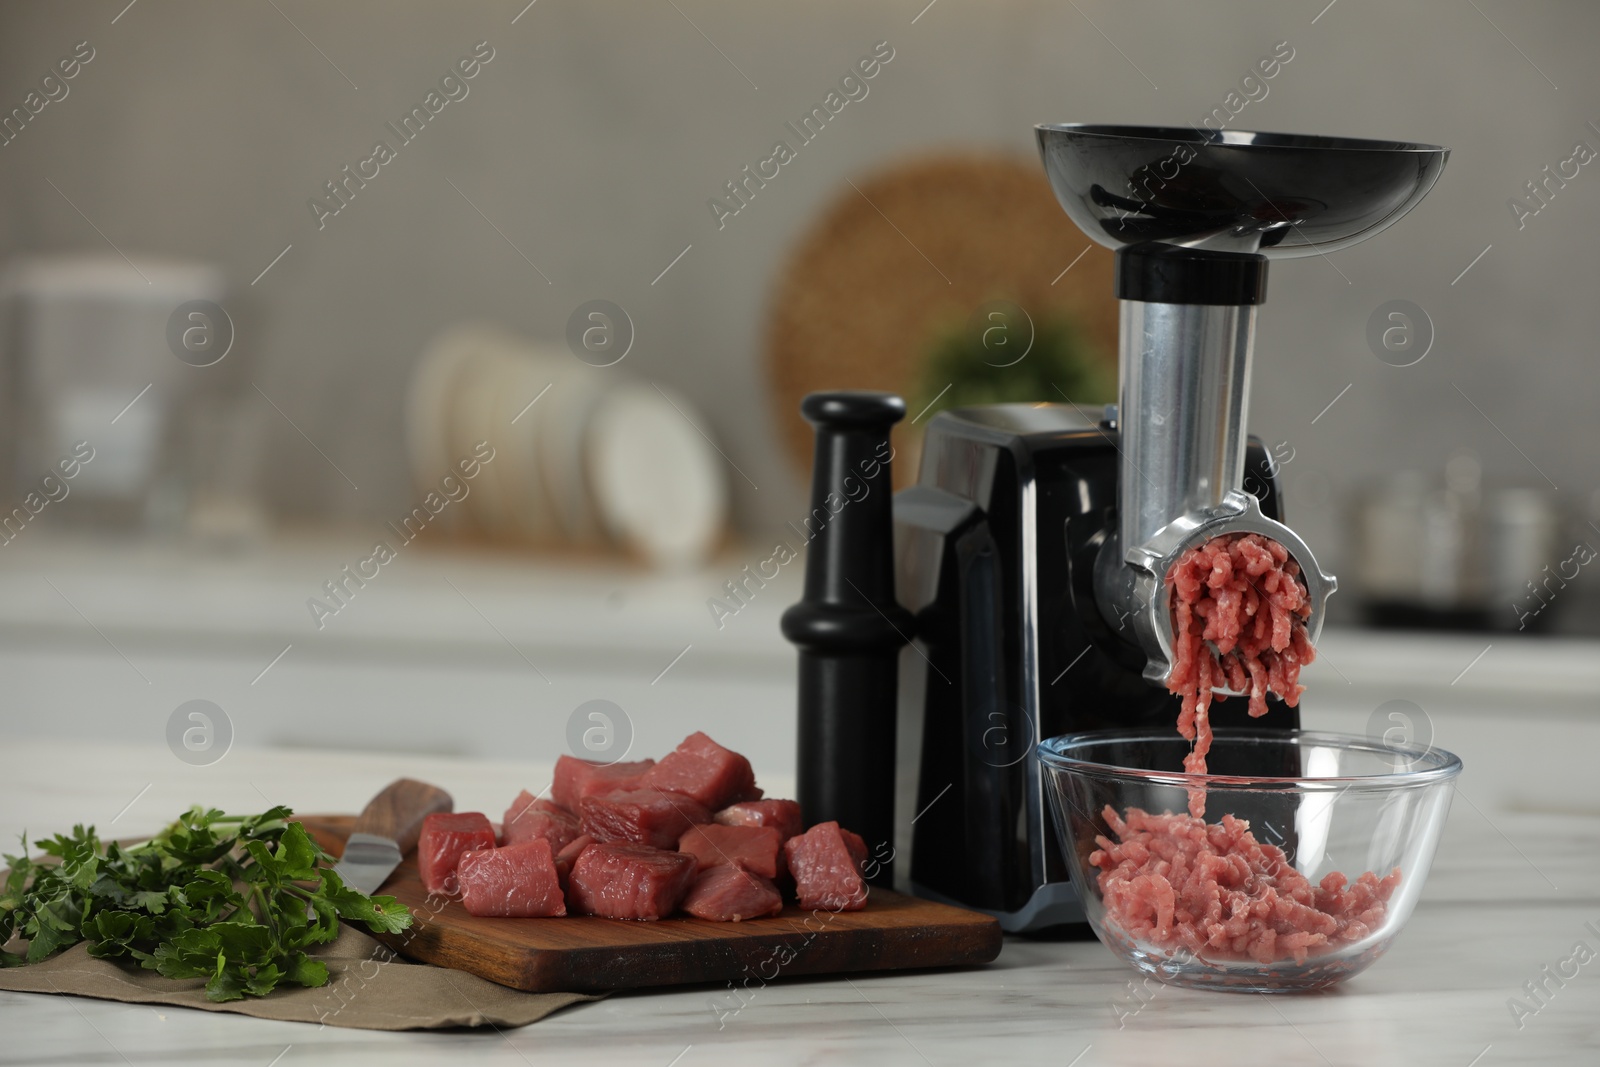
[415, 732, 873, 922]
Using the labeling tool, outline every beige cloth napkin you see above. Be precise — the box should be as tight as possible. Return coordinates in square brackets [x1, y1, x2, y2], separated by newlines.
[0, 926, 602, 1031]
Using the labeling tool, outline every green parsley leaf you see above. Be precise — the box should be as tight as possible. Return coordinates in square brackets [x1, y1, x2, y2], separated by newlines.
[0, 808, 413, 1001]
[317, 868, 413, 935]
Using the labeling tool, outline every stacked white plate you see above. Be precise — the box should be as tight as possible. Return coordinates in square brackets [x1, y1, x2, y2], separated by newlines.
[405, 323, 728, 569]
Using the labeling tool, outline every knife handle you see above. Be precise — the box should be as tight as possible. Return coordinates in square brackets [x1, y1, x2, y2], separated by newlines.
[350, 778, 454, 854]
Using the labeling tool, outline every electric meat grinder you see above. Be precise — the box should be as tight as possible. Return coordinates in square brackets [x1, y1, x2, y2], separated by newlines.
[785, 125, 1447, 932]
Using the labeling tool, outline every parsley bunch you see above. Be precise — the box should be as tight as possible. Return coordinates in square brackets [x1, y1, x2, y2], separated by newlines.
[0, 805, 411, 1002]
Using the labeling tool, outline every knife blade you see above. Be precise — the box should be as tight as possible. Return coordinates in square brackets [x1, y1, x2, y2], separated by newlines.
[332, 777, 454, 895]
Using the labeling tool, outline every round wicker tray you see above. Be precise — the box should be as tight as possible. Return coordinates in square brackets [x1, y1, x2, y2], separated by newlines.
[765, 152, 1118, 480]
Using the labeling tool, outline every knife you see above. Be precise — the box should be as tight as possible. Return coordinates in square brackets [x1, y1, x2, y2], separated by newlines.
[333, 777, 455, 895]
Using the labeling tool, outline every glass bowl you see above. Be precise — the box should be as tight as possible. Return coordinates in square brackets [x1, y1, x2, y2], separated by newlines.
[1037, 728, 1461, 992]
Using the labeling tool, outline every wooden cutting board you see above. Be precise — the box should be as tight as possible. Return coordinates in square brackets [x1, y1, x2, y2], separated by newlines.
[301, 815, 1002, 994]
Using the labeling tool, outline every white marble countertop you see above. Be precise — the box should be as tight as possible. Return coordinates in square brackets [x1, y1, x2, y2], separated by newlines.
[2, 741, 1596, 1066]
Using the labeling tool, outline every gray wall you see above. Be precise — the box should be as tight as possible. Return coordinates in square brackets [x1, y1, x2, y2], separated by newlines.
[1, 0, 1597, 581]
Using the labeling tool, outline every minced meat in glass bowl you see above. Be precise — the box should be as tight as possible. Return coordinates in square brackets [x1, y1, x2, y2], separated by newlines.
[1038, 728, 1461, 992]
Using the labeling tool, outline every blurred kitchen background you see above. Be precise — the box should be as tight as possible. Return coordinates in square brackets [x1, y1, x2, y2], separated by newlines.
[1, 1, 1597, 811]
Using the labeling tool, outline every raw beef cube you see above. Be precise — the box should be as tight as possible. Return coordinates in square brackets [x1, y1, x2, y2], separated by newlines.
[567, 843, 697, 921]
[551, 756, 656, 811]
[554, 834, 594, 884]
[417, 812, 497, 896]
[502, 790, 581, 852]
[841, 827, 869, 868]
[714, 799, 804, 841]
[458, 839, 566, 918]
[681, 865, 784, 922]
[784, 821, 869, 912]
[580, 789, 712, 850]
[677, 824, 781, 879]
[641, 732, 762, 810]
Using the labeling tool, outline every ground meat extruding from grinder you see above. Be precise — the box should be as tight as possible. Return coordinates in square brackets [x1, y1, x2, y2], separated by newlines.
[1090, 806, 1400, 966]
[1166, 532, 1314, 814]
[1089, 537, 1386, 966]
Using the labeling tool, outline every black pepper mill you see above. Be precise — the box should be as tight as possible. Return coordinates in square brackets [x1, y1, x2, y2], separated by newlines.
[781, 391, 911, 887]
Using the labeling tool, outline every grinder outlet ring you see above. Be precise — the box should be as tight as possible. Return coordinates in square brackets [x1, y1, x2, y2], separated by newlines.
[1097, 489, 1337, 688]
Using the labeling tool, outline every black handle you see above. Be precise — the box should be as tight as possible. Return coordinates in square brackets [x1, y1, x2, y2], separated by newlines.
[781, 391, 911, 887]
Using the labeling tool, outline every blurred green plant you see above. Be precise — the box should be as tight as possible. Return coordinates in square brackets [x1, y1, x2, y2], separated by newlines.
[913, 306, 1114, 422]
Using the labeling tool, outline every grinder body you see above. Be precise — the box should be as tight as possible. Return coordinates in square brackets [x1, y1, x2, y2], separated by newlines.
[894, 407, 1301, 932]
[789, 125, 1445, 931]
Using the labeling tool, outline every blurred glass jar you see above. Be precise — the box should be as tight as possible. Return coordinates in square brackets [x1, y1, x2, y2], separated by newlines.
[1351, 454, 1569, 633]
[0, 254, 223, 532]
